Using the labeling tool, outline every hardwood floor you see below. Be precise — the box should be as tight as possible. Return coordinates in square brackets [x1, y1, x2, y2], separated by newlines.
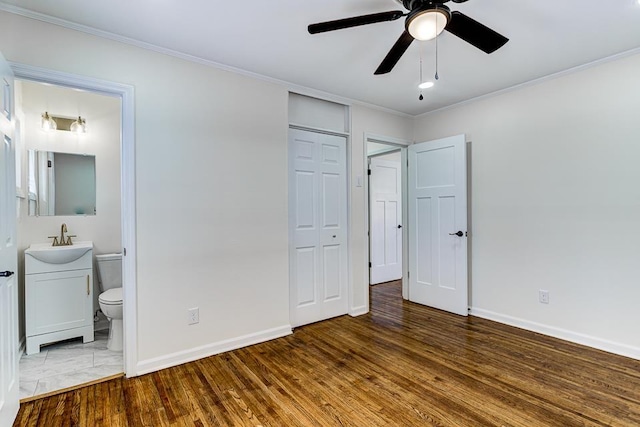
[14, 280, 640, 426]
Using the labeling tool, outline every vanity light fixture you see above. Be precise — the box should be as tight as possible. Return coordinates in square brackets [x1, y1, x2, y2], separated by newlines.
[40, 113, 88, 134]
[41, 112, 57, 131]
[69, 116, 87, 134]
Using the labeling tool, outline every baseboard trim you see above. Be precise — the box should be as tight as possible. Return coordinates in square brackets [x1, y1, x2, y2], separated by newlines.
[349, 305, 369, 317]
[135, 325, 292, 376]
[470, 308, 640, 360]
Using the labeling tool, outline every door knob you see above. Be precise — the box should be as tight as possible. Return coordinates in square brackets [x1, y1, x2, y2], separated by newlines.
[449, 231, 464, 237]
[397, 225, 402, 229]
[0, 270, 15, 277]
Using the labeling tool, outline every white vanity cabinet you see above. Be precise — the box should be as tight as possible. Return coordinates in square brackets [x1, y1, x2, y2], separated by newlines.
[25, 242, 95, 355]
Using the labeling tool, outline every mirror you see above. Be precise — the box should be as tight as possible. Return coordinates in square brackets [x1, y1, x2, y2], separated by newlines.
[27, 150, 96, 216]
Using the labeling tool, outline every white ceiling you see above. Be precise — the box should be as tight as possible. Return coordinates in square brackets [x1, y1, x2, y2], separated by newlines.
[4, 0, 640, 116]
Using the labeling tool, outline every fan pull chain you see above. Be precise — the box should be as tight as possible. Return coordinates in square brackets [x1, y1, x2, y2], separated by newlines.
[435, 6, 440, 81]
[419, 49, 424, 101]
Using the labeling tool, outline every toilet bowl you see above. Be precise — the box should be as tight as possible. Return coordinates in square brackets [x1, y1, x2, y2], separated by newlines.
[96, 253, 123, 352]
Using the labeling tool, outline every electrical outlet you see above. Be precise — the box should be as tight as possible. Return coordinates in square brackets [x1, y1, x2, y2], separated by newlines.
[187, 307, 199, 325]
[539, 290, 550, 304]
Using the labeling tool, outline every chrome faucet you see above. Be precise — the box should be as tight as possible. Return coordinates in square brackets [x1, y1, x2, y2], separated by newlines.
[49, 223, 76, 246]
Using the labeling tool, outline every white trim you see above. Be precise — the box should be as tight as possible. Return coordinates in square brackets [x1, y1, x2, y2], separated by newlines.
[136, 325, 292, 376]
[0, 3, 412, 120]
[288, 123, 349, 138]
[470, 307, 640, 361]
[10, 62, 139, 376]
[349, 305, 368, 318]
[365, 133, 412, 147]
[416, 46, 640, 119]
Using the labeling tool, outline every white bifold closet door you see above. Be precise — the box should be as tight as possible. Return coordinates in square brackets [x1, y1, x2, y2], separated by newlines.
[289, 128, 348, 327]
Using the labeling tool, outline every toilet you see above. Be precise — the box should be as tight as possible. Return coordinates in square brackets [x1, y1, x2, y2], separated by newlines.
[96, 253, 123, 352]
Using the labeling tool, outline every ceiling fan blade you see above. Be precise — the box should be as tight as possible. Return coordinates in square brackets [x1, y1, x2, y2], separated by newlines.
[374, 30, 414, 75]
[445, 11, 508, 54]
[308, 10, 404, 34]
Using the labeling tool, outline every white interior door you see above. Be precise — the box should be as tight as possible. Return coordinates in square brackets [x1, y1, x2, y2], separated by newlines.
[369, 157, 402, 284]
[289, 128, 348, 327]
[408, 135, 468, 316]
[0, 53, 20, 427]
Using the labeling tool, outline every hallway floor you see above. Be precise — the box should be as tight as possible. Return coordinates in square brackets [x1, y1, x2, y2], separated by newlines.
[19, 329, 123, 400]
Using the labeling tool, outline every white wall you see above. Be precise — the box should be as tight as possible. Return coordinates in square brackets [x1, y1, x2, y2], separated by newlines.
[0, 11, 293, 368]
[414, 52, 640, 357]
[1, 11, 416, 371]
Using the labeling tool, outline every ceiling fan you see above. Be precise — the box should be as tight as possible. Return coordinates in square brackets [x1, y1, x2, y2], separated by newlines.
[308, 0, 509, 75]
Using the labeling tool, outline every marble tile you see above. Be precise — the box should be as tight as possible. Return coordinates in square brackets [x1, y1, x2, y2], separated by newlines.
[33, 365, 123, 396]
[20, 353, 94, 382]
[19, 328, 122, 398]
[19, 380, 38, 399]
[94, 350, 123, 367]
[19, 350, 48, 371]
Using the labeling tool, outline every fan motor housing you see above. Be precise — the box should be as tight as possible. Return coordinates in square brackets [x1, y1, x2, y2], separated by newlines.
[399, 0, 450, 10]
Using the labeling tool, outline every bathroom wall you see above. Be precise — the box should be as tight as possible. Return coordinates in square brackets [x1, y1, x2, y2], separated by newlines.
[16, 80, 122, 339]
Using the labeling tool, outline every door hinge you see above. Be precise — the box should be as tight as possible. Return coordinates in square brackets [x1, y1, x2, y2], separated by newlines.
[407, 271, 410, 279]
[47, 160, 52, 168]
[368, 169, 371, 176]
[369, 262, 372, 268]
[123, 247, 127, 256]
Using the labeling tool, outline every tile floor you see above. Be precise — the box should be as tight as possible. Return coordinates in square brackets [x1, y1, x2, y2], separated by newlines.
[19, 329, 123, 399]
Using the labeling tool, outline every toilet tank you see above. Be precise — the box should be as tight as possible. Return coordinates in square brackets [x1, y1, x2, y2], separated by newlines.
[96, 253, 122, 292]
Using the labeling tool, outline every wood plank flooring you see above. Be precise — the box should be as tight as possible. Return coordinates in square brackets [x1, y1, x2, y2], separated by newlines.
[14, 280, 640, 426]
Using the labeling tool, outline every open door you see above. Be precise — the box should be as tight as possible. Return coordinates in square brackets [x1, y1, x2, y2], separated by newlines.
[0, 52, 20, 427]
[408, 135, 468, 316]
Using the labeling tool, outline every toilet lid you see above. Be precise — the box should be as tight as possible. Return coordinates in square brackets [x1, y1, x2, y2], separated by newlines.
[99, 287, 123, 304]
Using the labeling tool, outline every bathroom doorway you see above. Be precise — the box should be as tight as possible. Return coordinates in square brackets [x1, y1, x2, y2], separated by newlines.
[12, 64, 136, 399]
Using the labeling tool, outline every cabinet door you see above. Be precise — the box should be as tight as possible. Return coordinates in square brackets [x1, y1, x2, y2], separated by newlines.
[26, 269, 93, 337]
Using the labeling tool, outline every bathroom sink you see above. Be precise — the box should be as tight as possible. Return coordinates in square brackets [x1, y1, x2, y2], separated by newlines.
[25, 241, 93, 264]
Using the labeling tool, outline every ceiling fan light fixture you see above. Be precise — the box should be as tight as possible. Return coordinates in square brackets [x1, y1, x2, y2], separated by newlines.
[406, 7, 449, 41]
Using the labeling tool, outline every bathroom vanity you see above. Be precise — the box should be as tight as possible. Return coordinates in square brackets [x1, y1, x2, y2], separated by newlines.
[24, 241, 95, 355]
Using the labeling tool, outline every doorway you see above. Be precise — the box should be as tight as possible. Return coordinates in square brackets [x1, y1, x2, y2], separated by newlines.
[365, 134, 469, 316]
[365, 135, 410, 303]
[11, 63, 136, 399]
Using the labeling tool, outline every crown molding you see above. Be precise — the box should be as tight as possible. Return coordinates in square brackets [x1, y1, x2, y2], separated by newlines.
[416, 46, 640, 119]
[0, 3, 412, 119]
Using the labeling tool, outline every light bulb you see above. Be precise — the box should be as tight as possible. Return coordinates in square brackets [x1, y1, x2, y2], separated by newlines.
[70, 116, 86, 134]
[418, 81, 434, 90]
[407, 9, 448, 41]
[41, 112, 57, 131]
